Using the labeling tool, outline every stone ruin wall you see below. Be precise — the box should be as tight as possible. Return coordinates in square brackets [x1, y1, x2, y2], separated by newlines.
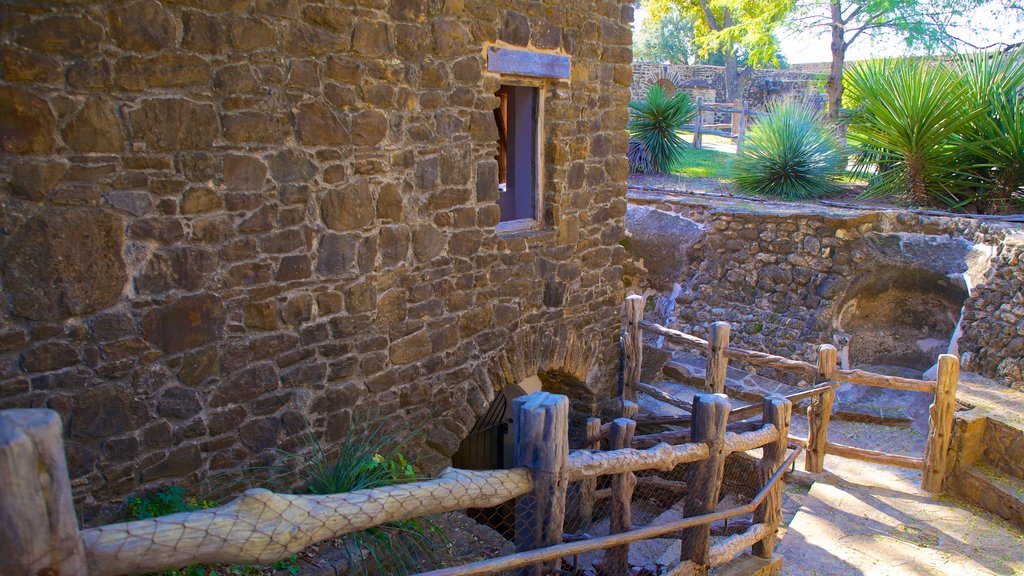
[631, 62, 827, 112]
[0, 0, 633, 523]
[625, 195, 1024, 388]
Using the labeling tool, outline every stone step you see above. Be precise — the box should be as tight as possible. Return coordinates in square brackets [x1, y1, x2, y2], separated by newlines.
[950, 464, 1024, 528]
[662, 351, 804, 402]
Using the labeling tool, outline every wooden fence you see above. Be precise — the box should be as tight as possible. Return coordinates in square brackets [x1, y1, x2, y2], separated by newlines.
[621, 294, 960, 493]
[687, 99, 766, 150]
[2, 387, 795, 576]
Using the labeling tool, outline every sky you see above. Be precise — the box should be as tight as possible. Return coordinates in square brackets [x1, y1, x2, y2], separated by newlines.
[634, 2, 1024, 65]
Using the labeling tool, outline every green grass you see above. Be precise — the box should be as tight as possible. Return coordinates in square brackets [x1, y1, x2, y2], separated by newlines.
[670, 143, 733, 179]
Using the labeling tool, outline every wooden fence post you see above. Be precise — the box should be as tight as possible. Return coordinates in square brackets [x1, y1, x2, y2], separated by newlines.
[514, 392, 570, 575]
[737, 100, 749, 150]
[921, 354, 959, 492]
[731, 99, 741, 136]
[705, 322, 730, 394]
[622, 399, 639, 420]
[806, 344, 837, 473]
[566, 417, 602, 533]
[693, 97, 703, 150]
[624, 295, 644, 404]
[600, 418, 637, 576]
[752, 395, 792, 558]
[679, 394, 731, 574]
[0, 409, 88, 576]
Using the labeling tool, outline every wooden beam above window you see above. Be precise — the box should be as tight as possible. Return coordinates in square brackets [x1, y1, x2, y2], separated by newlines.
[487, 47, 570, 79]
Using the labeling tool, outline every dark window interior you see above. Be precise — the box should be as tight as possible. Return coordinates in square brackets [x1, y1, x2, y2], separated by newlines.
[494, 85, 537, 223]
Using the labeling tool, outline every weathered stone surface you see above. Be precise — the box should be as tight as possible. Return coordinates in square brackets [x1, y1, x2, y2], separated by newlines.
[316, 232, 358, 275]
[158, 386, 202, 419]
[0, 86, 56, 153]
[624, 205, 704, 291]
[69, 384, 147, 438]
[3, 209, 126, 321]
[239, 417, 281, 451]
[294, 102, 349, 145]
[266, 149, 317, 182]
[63, 96, 126, 153]
[136, 247, 217, 294]
[223, 155, 267, 190]
[108, 0, 178, 52]
[210, 362, 278, 407]
[182, 187, 224, 214]
[321, 180, 375, 231]
[129, 99, 219, 151]
[141, 445, 202, 482]
[352, 109, 388, 146]
[15, 15, 104, 56]
[142, 294, 226, 353]
[8, 160, 66, 201]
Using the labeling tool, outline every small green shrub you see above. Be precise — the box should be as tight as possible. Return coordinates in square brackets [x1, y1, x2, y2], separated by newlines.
[275, 420, 449, 575]
[732, 100, 844, 199]
[628, 83, 696, 173]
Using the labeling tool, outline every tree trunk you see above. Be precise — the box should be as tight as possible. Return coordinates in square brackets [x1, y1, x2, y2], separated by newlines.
[723, 48, 740, 102]
[824, 1, 848, 152]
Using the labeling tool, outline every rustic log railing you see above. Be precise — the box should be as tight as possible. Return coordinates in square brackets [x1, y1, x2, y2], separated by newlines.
[687, 98, 763, 150]
[624, 302, 959, 493]
[1, 389, 793, 576]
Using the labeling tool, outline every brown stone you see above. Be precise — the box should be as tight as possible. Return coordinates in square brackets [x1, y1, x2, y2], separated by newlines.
[210, 362, 278, 407]
[390, 0, 428, 21]
[389, 330, 431, 365]
[22, 342, 79, 373]
[316, 232, 358, 276]
[63, 96, 125, 153]
[213, 64, 259, 94]
[179, 347, 219, 386]
[352, 109, 389, 146]
[181, 187, 224, 215]
[3, 208, 126, 321]
[284, 21, 349, 56]
[380, 224, 410, 268]
[0, 47, 62, 83]
[294, 102, 349, 146]
[302, 5, 354, 33]
[276, 254, 312, 281]
[130, 99, 219, 151]
[182, 10, 227, 53]
[66, 60, 114, 90]
[239, 417, 281, 451]
[321, 180, 375, 231]
[141, 445, 201, 482]
[433, 19, 469, 56]
[352, 20, 390, 56]
[222, 111, 290, 144]
[223, 155, 267, 191]
[8, 160, 66, 201]
[376, 183, 404, 220]
[116, 54, 211, 91]
[108, 1, 178, 52]
[244, 300, 280, 331]
[105, 191, 153, 217]
[411, 223, 446, 262]
[69, 384, 147, 438]
[0, 86, 56, 153]
[158, 386, 202, 419]
[267, 149, 317, 183]
[15, 15, 104, 56]
[142, 293, 226, 354]
[229, 18, 279, 50]
[136, 246, 217, 294]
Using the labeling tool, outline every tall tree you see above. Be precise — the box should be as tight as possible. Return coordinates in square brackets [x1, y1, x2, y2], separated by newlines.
[789, 0, 1020, 125]
[648, 0, 792, 100]
[633, 10, 696, 64]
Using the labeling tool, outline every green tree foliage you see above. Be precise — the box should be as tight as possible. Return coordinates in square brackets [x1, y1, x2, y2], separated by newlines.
[733, 100, 844, 199]
[647, 0, 792, 98]
[633, 10, 695, 64]
[627, 83, 697, 173]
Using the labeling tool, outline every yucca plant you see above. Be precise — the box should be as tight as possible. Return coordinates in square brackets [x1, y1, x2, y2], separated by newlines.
[732, 100, 844, 199]
[273, 419, 449, 575]
[953, 50, 1024, 211]
[844, 58, 982, 207]
[627, 83, 696, 173]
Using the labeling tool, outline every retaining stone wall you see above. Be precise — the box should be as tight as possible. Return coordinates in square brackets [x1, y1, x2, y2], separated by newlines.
[0, 0, 632, 522]
[631, 62, 827, 111]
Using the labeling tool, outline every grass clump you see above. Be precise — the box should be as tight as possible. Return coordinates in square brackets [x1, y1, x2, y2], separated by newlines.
[732, 99, 844, 199]
[628, 83, 696, 173]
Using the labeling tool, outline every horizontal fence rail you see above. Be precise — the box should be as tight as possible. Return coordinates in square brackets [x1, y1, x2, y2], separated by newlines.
[625, 300, 959, 493]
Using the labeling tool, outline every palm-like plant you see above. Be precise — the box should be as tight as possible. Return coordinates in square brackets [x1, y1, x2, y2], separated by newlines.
[845, 59, 981, 206]
[627, 83, 696, 173]
[732, 100, 844, 199]
[954, 50, 1024, 210]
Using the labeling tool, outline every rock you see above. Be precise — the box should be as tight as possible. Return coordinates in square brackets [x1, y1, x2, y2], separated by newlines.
[266, 149, 317, 183]
[142, 293, 226, 353]
[0, 86, 56, 153]
[158, 386, 202, 419]
[69, 384, 148, 438]
[294, 102, 349, 145]
[321, 180, 375, 231]
[136, 247, 217, 294]
[107, 0, 178, 52]
[129, 98, 219, 151]
[141, 445, 202, 482]
[62, 96, 126, 153]
[352, 109, 388, 146]
[223, 155, 267, 191]
[351, 20, 389, 56]
[15, 14, 104, 56]
[316, 232, 358, 275]
[239, 417, 281, 451]
[3, 208, 126, 321]
[210, 363, 278, 407]
[181, 187, 224, 214]
[624, 205, 704, 291]
[105, 191, 153, 217]
[22, 342, 79, 372]
[8, 160, 66, 201]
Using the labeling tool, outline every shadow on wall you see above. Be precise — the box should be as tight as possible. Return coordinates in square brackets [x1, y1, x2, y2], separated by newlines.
[834, 267, 968, 371]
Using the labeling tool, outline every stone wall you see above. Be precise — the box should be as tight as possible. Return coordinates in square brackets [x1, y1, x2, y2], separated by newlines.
[625, 193, 1024, 387]
[631, 62, 826, 111]
[0, 0, 632, 522]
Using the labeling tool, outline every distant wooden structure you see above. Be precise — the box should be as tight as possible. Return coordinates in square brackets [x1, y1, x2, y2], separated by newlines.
[690, 98, 761, 150]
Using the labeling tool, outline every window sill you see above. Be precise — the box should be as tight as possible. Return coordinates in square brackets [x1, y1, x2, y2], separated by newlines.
[496, 219, 540, 235]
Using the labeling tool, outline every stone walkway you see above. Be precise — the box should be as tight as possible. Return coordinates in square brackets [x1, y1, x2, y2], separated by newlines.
[778, 455, 1024, 576]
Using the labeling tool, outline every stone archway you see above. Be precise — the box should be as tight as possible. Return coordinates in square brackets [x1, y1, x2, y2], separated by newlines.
[835, 267, 968, 371]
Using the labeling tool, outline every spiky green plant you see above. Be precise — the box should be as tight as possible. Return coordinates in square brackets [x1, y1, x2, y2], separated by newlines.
[953, 50, 1024, 211]
[844, 58, 982, 207]
[732, 100, 844, 199]
[627, 83, 696, 173]
[274, 419, 449, 575]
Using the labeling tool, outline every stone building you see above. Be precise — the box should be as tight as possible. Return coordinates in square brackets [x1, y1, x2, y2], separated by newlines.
[0, 0, 632, 522]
